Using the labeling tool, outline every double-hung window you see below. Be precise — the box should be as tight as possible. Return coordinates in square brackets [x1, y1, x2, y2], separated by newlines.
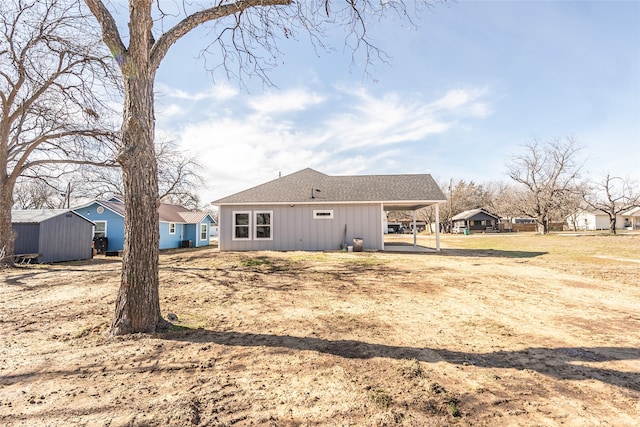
[254, 211, 273, 240]
[94, 221, 107, 238]
[200, 224, 208, 241]
[233, 211, 251, 240]
[169, 223, 176, 234]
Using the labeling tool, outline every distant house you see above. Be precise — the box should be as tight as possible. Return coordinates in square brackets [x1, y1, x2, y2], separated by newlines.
[11, 209, 94, 263]
[572, 210, 625, 231]
[212, 168, 446, 252]
[73, 198, 216, 252]
[451, 208, 500, 233]
[621, 206, 640, 230]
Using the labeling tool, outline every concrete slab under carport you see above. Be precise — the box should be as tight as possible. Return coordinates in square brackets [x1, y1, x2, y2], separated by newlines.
[383, 242, 438, 253]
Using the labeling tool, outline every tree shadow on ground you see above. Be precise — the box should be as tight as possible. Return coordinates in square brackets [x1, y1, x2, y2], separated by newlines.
[383, 241, 547, 258]
[165, 329, 639, 392]
[440, 248, 547, 258]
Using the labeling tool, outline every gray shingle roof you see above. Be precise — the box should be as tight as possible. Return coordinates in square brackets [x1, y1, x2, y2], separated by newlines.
[452, 208, 499, 221]
[213, 168, 446, 210]
[12, 209, 92, 224]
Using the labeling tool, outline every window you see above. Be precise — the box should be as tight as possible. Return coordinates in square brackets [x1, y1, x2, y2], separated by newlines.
[254, 211, 273, 240]
[169, 223, 176, 234]
[233, 211, 251, 240]
[313, 210, 334, 219]
[200, 223, 208, 241]
[94, 221, 107, 238]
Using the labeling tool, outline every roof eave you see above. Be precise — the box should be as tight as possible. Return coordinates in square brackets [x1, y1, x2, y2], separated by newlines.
[214, 199, 446, 207]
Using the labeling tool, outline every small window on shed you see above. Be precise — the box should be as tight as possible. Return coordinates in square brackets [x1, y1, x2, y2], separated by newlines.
[313, 210, 334, 219]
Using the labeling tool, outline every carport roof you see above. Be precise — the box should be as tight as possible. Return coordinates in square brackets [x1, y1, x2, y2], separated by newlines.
[213, 168, 446, 210]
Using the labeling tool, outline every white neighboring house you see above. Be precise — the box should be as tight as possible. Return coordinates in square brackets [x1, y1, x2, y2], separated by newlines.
[572, 210, 626, 231]
[621, 206, 640, 230]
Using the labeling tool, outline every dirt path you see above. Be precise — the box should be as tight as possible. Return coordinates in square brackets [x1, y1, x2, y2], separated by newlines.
[1, 245, 638, 426]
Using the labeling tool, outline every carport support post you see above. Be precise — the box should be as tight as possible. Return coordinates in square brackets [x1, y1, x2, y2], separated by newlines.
[413, 210, 417, 246]
[435, 204, 441, 251]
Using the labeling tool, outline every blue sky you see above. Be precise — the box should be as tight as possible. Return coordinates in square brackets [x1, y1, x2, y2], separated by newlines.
[150, 1, 640, 204]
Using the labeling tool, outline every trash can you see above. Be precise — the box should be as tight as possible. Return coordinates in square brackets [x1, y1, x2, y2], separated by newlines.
[93, 237, 108, 254]
[353, 238, 363, 252]
[463, 228, 469, 235]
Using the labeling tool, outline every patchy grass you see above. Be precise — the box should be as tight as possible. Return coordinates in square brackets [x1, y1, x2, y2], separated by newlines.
[1, 234, 639, 426]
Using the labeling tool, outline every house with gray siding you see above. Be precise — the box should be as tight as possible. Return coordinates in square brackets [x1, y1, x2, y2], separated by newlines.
[212, 168, 446, 252]
[451, 208, 500, 233]
[11, 209, 94, 263]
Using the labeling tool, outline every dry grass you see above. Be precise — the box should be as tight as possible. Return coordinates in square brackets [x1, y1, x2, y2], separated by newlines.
[1, 232, 638, 426]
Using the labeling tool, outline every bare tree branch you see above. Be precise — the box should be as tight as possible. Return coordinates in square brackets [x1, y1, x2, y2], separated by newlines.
[1, 0, 121, 265]
[506, 137, 584, 234]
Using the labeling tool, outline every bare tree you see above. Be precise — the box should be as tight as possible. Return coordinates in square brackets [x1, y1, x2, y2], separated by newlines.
[156, 140, 204, 209]
[13, 178, 61, 209]
[560, 182, 589, 231]
[439, 178, 495, 232]
[67, 139, 204, 208]
[0, 0, 119, 266]
[507, 137, 584, 234]
[583, 174, 640, 234]
[84, 0, 439, 334]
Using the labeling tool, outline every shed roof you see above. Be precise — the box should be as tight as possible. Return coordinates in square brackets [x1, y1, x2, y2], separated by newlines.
[213, 168, 446, 211]
[12, 209, 93, 224]
[178, 211, 216, 224]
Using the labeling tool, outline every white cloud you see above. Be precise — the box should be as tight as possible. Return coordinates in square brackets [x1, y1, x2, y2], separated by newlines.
[162, 84, 492, 203]
[248, 88, 326, 114]
[156, 82, 238, 101]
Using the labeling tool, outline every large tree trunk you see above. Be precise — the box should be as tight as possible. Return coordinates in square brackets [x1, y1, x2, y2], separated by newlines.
[110, 73, 163, 335]
[609, 216, 617, 235]
[109, 1, 163, 335]
[0, 177, 16, 267]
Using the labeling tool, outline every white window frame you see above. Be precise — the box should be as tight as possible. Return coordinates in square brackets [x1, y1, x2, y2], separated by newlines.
[94, 220, 107, 238]
[200, 223, 208, 241]
[313, 209, 334, 219]
[169, 223, 176, 234]
[232, 211, 252, 240]
[254, 211, 273, 240]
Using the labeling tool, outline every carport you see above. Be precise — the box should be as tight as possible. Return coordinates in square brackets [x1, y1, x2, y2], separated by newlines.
[382, 201, 443, 252]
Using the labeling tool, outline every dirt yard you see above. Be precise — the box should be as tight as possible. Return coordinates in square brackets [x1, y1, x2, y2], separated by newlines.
[1, 233, 639, 426]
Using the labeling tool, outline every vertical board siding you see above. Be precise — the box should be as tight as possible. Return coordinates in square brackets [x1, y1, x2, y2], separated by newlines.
[38, 214, 93, 263]
[219, 204, 382, 251]
[13, 223, 40, 254]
